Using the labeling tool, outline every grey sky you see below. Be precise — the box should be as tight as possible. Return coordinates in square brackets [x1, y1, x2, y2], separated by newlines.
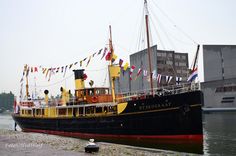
[0, 0, 236, 97]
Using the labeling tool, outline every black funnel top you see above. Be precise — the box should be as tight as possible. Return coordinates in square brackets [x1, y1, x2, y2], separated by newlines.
[73, 69, 85, 80]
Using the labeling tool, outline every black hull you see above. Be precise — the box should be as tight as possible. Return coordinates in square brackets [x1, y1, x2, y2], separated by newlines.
[12, 91, 203, 153]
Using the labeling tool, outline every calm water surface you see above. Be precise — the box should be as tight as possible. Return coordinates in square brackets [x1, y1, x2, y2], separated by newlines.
[1, 113, 236, 155]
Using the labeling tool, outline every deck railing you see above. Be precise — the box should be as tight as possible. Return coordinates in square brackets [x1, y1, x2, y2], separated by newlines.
[116, 82, 200, 101]
[19, 82, 200, 108]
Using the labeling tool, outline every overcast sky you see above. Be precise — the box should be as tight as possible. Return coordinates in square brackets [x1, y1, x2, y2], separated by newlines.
[0, 0, 236, 97]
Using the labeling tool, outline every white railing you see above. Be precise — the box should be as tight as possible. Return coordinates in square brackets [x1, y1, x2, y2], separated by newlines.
[116, 82, 200, 101]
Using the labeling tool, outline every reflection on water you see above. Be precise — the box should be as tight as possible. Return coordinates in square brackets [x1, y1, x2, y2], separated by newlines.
[203, 112, 236, 156]
[0, 114, 14, 130]
[1, 113, 236, 155]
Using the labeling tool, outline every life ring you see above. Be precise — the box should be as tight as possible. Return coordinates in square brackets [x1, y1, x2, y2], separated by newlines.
[91, 96, 98, 103]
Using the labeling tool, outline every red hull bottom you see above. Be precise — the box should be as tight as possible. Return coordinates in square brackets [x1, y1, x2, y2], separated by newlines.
[23, 128, 203, 144]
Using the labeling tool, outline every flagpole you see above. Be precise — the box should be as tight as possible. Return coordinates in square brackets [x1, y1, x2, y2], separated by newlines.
[109, 25, 116, 103]
[144, 0, 154, 96]
[25, 65, 29, 100]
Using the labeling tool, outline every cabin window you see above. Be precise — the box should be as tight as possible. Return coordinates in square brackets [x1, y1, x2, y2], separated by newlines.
[99, 89, 105, 95]
[68, 108, 72, 115]
[96, 89, 100, 95]
[58, 109, 66, 115]
[85, 106, 95, 114]
[27, 110, 32, 115]
[88, 89, 94, 96]
[79, 107, 84, 115]
[105, 89, 109, 94]
[36, 109, 41, 115]
[96, 107, 102, 113]
[104, 106, 108, 113]
[73, 108, 78, 117]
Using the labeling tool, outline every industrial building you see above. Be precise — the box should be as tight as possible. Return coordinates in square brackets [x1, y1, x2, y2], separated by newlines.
[115, 45, 189, 93]
[201, 45, 236, 109]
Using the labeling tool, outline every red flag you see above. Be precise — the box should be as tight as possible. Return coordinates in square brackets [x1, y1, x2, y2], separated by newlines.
[119, 59, 123, 67]
[129, 65, 136, 80]
[136, 68, 142, 77]
[34, 67, 38, 72]
[83, 73, 87, 80]
[105, 52, 111, 61]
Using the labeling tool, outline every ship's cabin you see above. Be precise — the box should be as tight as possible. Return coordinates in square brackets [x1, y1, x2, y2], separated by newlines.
[19, 102, 118, 118]
[75, 87, 113, 104]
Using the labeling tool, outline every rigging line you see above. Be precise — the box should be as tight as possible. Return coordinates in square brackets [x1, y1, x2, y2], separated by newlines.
[149, 5, 193, 46]
[140, 5, 146, 51]
[136, 5, 145, 52]
[28, 73, 74, 88]
[149, 15, 166, 50]
[149, 8, 176, 51]
[150, 0, 198, 45]
[148, 8, 177, 77]
[85, 67, 107, 72]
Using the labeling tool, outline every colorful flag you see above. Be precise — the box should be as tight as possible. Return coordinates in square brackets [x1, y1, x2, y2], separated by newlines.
[176, 77, 182, 85]
[20, 77, 23, 83]
[166, 75, 173, 84]
[48, 68, 53, 81]
[56, 67, 60, 73]
[83, 73, 88, 80]
[45, 68, 50, 78]
[24, 64, 28, 72]
[26, 67, 30, 77]
[61, 66, 64, 73]
[135, 68, 142, 80]
[69, 63, 73, 69]
[152, 70, 157, 80]
[119, 59, 123, 67]
[42, 68, 47, 74]
[97, 48, 103, 55]
[157, 74, 162, 84]
[63, 65, 68, 77]
[89, 80, 94, 87]
[92, 52, 96, 57]
[105, 52, 112, 61]
[187, 68, 198, 82]
[143, 70, 148, 77]
[101, 47, 107, 60]
[129, 65, 136, 80]
[111, 54, 117, 63]
[80, 60, 83, 67]
[123, 63, 129, 71]
[34, 67, 38, 72]
[86, 56, 92, 67]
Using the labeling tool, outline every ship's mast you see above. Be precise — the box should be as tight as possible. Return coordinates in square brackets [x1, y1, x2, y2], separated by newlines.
[192, 44, 200, 71]
[25, 65, 29, 99]
[144, 0, 154, 96]
[109, 25, 116, 103]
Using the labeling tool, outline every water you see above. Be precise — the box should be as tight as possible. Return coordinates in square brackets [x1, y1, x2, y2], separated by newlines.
[203, 112, 236, 155]
[0, 114, 14, 130]
[1, 113, 236, 155]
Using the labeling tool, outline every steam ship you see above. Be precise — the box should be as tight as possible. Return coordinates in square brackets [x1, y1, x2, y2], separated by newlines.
[12, 0, 203, 153]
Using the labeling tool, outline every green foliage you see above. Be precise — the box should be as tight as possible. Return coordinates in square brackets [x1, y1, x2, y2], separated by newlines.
[0, 92, 14, 112]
